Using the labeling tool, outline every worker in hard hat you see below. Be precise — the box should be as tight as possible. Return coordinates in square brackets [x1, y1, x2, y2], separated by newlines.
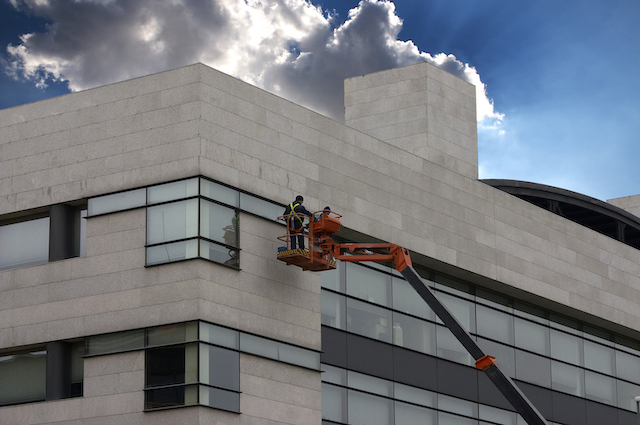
[283, 195, 313, 250]
[314, 206, 331, 222]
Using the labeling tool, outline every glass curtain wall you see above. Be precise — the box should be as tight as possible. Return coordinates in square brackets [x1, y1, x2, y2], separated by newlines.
[321, 261, 640, 412]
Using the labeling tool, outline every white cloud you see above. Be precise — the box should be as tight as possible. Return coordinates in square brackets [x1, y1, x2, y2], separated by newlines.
[5, 0, 504, 125]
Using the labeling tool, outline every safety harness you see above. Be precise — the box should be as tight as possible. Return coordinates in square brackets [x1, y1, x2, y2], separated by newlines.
[289, 202, 304, 229]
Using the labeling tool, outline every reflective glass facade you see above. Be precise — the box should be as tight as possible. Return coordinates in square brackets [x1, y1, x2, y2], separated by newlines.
[321, 261, 640, 424]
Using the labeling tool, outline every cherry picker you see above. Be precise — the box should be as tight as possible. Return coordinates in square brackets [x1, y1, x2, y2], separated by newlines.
[277, 210, 549, 425]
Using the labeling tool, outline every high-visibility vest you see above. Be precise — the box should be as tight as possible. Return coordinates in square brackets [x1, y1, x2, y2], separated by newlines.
[289, 203, 304, 227]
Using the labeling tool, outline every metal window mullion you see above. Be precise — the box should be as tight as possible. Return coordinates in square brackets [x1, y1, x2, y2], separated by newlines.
[197, 197, 201, 259]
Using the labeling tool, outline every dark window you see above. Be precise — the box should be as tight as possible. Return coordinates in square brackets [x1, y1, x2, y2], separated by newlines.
[144, 342, 240, 412]
[146, 346, 186, 388]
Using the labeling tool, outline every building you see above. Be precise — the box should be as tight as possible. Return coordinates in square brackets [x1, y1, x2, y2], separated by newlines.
[1, 61, 640, 425]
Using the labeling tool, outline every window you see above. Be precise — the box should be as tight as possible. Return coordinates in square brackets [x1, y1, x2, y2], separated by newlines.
[87, 176, 285, 269]
[0, 340, 85, 407]
[0, 217, 49, 270]
[145, 193, 239, 268]
[144, 342, 239, 412]
[0, 204, 87, 272]
[86, 321, 319, 413]
[0, 349, 47, 406]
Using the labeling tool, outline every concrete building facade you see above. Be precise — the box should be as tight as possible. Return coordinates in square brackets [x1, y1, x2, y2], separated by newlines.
[1, 62, 639, 425]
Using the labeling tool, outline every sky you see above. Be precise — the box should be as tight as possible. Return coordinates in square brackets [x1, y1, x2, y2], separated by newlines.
[1, 0, 639, 202]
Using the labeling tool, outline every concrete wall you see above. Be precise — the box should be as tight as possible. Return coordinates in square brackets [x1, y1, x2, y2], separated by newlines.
[608, 194, 640, 218]
[345, 62, 478, 180]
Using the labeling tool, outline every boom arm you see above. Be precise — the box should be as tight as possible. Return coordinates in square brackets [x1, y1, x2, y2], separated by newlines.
[399, 264, 549, 425]
[277, 211, 549, 424]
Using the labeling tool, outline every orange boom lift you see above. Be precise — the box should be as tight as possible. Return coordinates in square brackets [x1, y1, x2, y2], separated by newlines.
[277, 210, 549, 425]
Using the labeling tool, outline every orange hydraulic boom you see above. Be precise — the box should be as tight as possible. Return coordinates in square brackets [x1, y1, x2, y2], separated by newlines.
[277, 210, 549, 425]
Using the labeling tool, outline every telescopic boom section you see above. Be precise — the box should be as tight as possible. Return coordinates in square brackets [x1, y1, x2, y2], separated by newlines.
[276, 211, 549, 424]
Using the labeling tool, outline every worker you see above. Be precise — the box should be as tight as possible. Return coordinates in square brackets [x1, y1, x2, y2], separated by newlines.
[283, 195, 312, 249]
[314, 206, 331, 222]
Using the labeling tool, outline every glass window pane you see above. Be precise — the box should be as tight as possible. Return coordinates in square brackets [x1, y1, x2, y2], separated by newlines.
[146, 239, 198, 265]
[146, 345, 186, 387]
[240, 192, 282, 220]
[276, 343, 320, 370]
[346, 264, 390, 307]
[147, 178, 198, 204]
[322, 383, 347, 423]
[439, 394, 478, 418]
[148, 322, 197, 346]
[348, 371, 392, 397]
[585, 370, 616, 405]
[200, 240, 238, 268]
[200, 179, 239, 207]
[479, 404, 517, 425]
[145, 384, 197, 409]
[322, 364, 347, 386]
[477, 305, 514, 344]
[438, 411, 477, 425]
[436, 292, 476, 333]
[550, 329, 583, 366]
[392, 312, 436, 355]
[514, 318, 550, 356]
[395, 401, 436, 425]
[346, 297, 392, 344]
[200, 200, 238, 247]
[0, 217, 49, 271]
[0, 350, 47, 406]
[348, 390, 392, 425]
[584, 340, 615, 375]
[551, 360, 585, 397]
[200, 385, 240, 412]
[199, 344, 239, 391]
[239, 334, 319, 369]
[394, 383, 436, 408]
[437, 325, 473, 366]
[70, 341, 85, 396]
[88, 188, 146, 216]
[616, 350, 640, 384]
[147, 199, 198, 244]
[515, 350, 551, 387]
[79, 209, 87, 257]
[617, 380, 640, 411]
[478, 338, 515, 377]
[321, 265, 342, 292]
[322, 290, 346, 330]
[392, 277, 435, 320]
[86, 329, 145, 355]
[199, 322, 239, 349]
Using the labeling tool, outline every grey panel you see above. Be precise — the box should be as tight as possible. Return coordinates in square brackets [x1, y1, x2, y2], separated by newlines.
[436, 358, 478, 401]
[392, 346, 437, 391]
[586, 400, 619, 425]
[346, 334, 394, 380]
[478, 372, 513, 411]
[551, 391, 587, 425]
[516, 381, 553, 420]
[321, 326, 348, 368]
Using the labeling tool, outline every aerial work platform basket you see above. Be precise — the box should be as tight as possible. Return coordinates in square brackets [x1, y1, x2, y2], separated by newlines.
[276, 210, 341, 271]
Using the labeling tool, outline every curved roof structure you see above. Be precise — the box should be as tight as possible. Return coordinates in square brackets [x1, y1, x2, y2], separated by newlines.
[482, 179, 640, 250]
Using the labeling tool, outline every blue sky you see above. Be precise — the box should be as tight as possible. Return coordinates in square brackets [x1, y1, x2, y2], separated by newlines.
[1, 0, 639, 202]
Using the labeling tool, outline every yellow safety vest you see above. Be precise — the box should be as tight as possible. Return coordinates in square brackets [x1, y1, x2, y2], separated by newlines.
[289, 203, 304, 227]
